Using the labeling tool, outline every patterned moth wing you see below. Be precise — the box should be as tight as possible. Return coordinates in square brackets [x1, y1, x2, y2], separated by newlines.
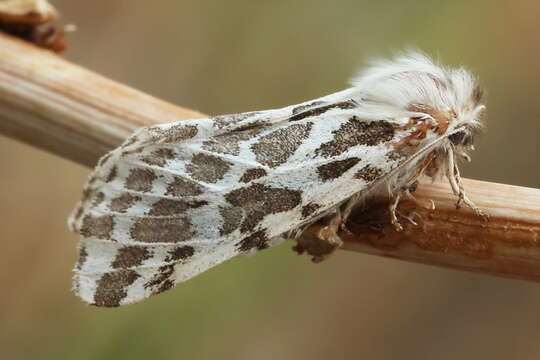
[69, 52, 485, 306]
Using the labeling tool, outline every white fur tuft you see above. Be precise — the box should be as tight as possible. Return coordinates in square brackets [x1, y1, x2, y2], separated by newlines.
[349, 51, 484, 129]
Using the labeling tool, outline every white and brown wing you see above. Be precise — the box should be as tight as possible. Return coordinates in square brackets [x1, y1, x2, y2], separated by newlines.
[68, 96, 423, 307]
[68, 52, 486, 307]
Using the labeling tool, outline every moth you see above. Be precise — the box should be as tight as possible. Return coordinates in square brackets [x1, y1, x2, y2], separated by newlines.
[68, 52, 485, 307]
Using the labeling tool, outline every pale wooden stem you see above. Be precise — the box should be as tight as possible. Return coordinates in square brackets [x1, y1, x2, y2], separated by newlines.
[0, 33, 205, 167]
[1, 33, 539, 282]
[342, 179, 540, 282]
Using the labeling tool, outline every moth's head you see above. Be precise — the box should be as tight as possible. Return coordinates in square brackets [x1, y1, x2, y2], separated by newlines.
[351, 51, 485, 149]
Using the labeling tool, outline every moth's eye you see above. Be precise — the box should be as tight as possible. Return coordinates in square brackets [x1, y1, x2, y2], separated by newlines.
[449, 131, 474, 146]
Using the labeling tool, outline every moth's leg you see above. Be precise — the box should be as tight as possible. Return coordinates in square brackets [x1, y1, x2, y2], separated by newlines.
[389, 176, 423, 232]
[341, 196, 355, 222]
[396, 210, 419, 226]
[340, 195, 361, 232]
[293, 210, 343, 263]
[446, 146, 487, 218]
[396, 181, 421, 226]
[389, 191, 404, 232]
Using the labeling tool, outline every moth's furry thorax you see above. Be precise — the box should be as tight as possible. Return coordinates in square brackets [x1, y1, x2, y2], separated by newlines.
[351, 52, 485, 149]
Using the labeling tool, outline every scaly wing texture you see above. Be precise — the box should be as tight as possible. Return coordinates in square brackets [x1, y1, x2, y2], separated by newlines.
[68, 93, 430, 307]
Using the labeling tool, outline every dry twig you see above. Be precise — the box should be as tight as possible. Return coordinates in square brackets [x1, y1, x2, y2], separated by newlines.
[1, 33, 539, 281]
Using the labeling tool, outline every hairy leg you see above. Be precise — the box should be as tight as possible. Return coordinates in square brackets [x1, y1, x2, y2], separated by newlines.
[446, 145, 487, 219]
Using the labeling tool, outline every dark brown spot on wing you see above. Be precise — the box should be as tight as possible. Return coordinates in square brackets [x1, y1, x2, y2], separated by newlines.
[225, 184, 302, 233]
[93, 192, 105, 206]
[289, 100, 357, 121]
[141, 148, 176, 167]
[93, 270, 140, 307]
[105, 165, 117, 183]
[82, 188, 94, 203]
[355, 165, 385, 182]
[109, 193, 141, 213]
[301, 203, 321, 219]
[387, 150, 407, 162]
[234, 121, 271, 132]
[251, 122, 313, 168]
[148, 199, 207, 216]
[149, 124, 198, 143]
[88, 175, 100, 187]
[72, 206, 84, 223]
[316, 117, 394, 158]
[76, 246, 88, 270]
[165, 246, 195, 262]
[144, 265, 175, 294]
[239, 168, 267, 183]
[155, 280, 174, 294]
[202, 128, 261, 156]
[186, 153, 231, 183]
[112, 246, 151, 269]
[219, 206, 243, 236]
[213, 111, 262, 129]
[166, 176, 203, 197]
[237, 230, 269, 252]
[125, 168, 157, 193]
[130, 217, 192, 243]
[80, 215, 114, 240]
[317, 157, 361, 181]
[292, 101, 325, 115]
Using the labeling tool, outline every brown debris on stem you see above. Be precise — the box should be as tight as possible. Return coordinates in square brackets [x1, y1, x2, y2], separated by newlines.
[0, 0, 73, 52]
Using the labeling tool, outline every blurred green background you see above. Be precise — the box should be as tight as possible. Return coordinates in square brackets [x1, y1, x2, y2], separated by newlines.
[1, 0, 540, 359]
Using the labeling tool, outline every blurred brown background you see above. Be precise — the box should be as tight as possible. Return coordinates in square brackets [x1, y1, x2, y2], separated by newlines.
[1, 1, 540, 359]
